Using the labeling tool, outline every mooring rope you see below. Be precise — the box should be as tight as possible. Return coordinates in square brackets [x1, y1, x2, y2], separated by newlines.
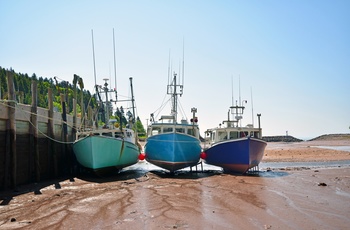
[0, 100, 76, 144]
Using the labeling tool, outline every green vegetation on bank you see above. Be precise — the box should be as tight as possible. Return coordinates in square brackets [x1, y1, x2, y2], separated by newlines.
[0, 67, 146, 136]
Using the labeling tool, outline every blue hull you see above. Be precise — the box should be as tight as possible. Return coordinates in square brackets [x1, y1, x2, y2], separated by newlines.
[144, 133, 201, 172]
[73, 135, 140, 170]
[204, 137, 267, 174]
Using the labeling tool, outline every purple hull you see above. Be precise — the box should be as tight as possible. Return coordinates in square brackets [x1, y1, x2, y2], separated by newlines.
[204, 137, 267, 174]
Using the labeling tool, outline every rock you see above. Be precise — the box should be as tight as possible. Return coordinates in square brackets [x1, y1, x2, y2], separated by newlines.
[318, 182, 327, 186]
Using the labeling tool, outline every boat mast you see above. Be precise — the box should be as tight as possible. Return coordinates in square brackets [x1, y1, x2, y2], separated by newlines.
[129, 77, 136, 126]
[167, 73, 183, 123]
[251, 86, 254, 126]
[166, 43, 185, 123]
[113, 28, 117, 101]
[172, 73, 178, 122]
[103, 78, 110, 125]
[91, 29, 97, 89]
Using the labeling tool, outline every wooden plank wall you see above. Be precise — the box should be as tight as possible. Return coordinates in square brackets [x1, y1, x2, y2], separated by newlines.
[0, 102, 79, 190]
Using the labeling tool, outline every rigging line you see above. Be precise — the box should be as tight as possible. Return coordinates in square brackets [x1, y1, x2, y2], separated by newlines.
[0, 101, 75, 129]
[0, 98, 96, 132]
[177, 99, 188, 120]
[11, 102, 75, 144]
[113, 28, 117, 90]
[154, 97, 171, 119]
[116, 93, 131, 99]
[152, 93, 169, 115]
[26, 114, 75, 144]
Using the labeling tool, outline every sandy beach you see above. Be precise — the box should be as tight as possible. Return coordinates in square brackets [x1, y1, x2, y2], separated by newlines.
[1, 138, 350, 230]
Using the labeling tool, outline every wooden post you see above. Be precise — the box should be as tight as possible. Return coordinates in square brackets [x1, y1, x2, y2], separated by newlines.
[60, 93, 69, 173]
[88, 106, 93, 128]
[73, 98, 77, 141]
[30, 80, 40, 182]
[80, 91, 85, 130]
[6, 71, 16, 189]
[48, 88, 57, 176]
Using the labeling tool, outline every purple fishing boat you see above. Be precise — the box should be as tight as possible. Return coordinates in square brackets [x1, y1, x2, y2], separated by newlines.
[202, 102, 267, 174]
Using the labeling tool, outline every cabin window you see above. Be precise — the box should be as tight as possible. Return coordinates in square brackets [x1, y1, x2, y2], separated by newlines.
[163, 127, 173, 133]
[126, 131, 132, 137]
[240, 131, 249, 137]
[253, 131, 260, 138]
[151, 127, 161, 136]
[218, 131, 227, 141]
[187, 128, 196, 136]
[229, 131, 238, 139]
[176, 128, 185, 133]
[211, 132, 216, 141]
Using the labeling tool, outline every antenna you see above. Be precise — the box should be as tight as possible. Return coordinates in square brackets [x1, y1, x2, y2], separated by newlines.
[251, 86, 254, 126]
[182, 37, 185, 88]
[168, 49, 171, 86]
[113, 28, 117, 90]
[91, 29, 97, 88]
[231, 75, 234, 106]
[239, 75, 241, 106]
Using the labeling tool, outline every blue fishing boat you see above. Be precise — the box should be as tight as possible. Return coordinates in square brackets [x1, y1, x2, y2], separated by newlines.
[144, 73, 201, 172]
[73, 77, 141, 171]
[202, 102, 267, 174]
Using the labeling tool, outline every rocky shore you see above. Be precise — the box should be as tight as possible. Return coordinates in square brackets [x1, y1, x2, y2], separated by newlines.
[262, 135, 303, 142]
[262, 133, 350, 142]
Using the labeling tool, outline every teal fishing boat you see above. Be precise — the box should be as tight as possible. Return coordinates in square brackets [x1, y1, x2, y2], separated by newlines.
[73, 30, 141, 171]
[73, 127, 140, 170]
[73, 77, 141, 171]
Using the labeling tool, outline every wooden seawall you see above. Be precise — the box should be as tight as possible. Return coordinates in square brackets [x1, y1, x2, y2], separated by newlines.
[0, 72, 81, 190]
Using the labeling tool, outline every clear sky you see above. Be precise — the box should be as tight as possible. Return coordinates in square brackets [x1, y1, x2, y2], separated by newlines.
[1, 0, 349, 139]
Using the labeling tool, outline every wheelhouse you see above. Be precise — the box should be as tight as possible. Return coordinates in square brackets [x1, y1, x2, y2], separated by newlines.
[147, 115, 200, 139]
[207, 125, 262, 144]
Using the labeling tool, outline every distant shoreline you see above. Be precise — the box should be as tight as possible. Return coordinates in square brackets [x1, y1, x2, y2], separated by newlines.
[262, 133, 350, 142]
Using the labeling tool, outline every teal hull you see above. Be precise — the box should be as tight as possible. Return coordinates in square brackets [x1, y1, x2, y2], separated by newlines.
[73, 135, 140, 170]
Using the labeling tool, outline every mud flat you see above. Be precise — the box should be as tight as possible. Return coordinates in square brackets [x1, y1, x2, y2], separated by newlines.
[264, 138, 350, 162]
[0, 138, 349, 229]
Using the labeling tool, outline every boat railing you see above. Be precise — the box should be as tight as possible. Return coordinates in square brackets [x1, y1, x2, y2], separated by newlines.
[75, 126, 135, 141]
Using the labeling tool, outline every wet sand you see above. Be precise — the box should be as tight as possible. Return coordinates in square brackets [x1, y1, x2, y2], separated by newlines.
[263, 139, 350, 162]
[1, 139, 350, 229]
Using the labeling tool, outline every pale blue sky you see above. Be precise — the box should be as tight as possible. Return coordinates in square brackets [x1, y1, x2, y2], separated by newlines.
[1, 0, 349, 139]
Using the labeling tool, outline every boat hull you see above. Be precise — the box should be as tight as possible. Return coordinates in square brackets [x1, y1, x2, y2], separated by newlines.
[73, 135, 140, 170]
[144, 133, 201, 172]
[204, 137, 267, 174]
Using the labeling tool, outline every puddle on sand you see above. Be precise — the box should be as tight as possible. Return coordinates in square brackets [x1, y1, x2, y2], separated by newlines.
[260, 160, 350, 170]
[122, 159, 350, 179]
